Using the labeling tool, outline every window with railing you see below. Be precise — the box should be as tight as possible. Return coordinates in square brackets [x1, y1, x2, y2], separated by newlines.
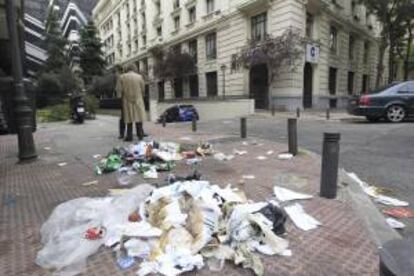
[349, 35, 355, 60]
[173, 0, 180, 9]
[174, 16, 180, 31]
[329, 26, 338, 53]
[189, 39, 197, 63]
[205, 33, 216, 59]
[189, 7, 196, 23]
[251, 13, 267, 42]
[306, 13, 313, 39]
[206, 0, 214, 14]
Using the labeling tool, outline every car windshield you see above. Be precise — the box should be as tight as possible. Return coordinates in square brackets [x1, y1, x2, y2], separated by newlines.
[369, 83, 400, 94]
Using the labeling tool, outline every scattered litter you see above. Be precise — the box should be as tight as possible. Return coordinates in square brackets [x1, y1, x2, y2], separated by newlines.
[383, 207, 414, 218]
[117, 167, 133, 186]
[93, 154, 102, 159]
[266, 151, 274, 155]
[256, 156, 268, 160]
[386, 218, 406, 229]
[284, 203, 321, 231]
[82, 180, 99, 187]
[143, 167, 158, 179]
[242, 141, 249, 146]
[117, 255, 136, 270]
[58, 162, 67, 167]
[180, 136, 193, 141]
[37, 180, 293, 276]
[186, 158, 202, 166]
[234, 149, 247, 156]
[347, 172, 409, 207]
[196, 143, 214, 157]
[44, 147, 51, 151]
[214, 152, 234, 161]
[85, 227, 106, 240]
[273, 186, 313, 202]
[242, 175, 256, 180]
[108, 189, 129, 196]
[277, 153, 294, 160]
[181, 151, 196, 159]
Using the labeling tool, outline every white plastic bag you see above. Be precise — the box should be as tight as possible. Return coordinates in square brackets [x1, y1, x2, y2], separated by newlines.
[36, 184, 154, 275]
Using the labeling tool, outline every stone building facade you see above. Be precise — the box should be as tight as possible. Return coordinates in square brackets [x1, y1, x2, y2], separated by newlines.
[93, 0, 386, 111]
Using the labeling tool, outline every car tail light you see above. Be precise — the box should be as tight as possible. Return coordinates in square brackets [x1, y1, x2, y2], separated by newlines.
[359, 95, 371, 106]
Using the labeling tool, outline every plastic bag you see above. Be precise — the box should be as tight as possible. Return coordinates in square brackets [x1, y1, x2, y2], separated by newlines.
[36, 184, 154, 275]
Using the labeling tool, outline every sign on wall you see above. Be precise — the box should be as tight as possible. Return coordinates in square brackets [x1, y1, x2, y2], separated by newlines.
[306, 44, 320, 64]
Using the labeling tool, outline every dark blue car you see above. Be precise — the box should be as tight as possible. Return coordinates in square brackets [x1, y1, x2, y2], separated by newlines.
[347, 81, 414, 122]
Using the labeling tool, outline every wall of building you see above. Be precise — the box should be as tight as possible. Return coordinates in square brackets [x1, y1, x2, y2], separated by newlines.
[94, 0, 386, 111]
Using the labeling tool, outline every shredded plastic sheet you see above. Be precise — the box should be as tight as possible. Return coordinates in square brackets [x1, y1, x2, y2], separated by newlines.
[273, 186, 313, 202]
[37, 181, 293, 276]
[347, 172, 409, 207]
[284, 203, 321, 231]
[36, 184, 154, 275]
[385, 218, 406, 229]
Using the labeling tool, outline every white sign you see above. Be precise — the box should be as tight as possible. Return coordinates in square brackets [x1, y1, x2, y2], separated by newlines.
[306, 44, 320, 64]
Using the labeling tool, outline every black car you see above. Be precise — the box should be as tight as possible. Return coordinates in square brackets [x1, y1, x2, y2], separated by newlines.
[347, 81, 414, 122]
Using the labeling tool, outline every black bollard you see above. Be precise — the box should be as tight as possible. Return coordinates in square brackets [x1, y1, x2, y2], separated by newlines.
[271, 104, 276, 117]
[162, 115, 166, 127]
[192, 117, 197, 132]
[296, 107, 301, 118]
[320, 133, 341, 199]
[288, 118, 298, 156]
[326, 108, 330, 120]
[240, 117, 247, 139]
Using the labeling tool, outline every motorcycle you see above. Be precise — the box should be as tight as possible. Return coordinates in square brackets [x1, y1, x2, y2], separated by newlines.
[70, 95, 86, 124]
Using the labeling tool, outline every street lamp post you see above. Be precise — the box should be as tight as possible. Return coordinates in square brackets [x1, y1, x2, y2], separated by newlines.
[5, 0, 37, 161]
[221, 64, 227, 100]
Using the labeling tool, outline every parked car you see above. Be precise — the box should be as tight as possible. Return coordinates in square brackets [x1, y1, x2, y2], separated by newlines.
[347, 81, 414, 122]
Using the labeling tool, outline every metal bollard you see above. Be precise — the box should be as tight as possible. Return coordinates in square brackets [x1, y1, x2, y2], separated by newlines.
[320, 133, 341, 199]
[192, 117, 197, 132]
[271, 104, 276, 117]
[288, 118, 298, 156]
[162, 115, 166, 127]
[240, 117, 247, 139]
[296, 107, 301, 118]
[326, 108, 330, 120]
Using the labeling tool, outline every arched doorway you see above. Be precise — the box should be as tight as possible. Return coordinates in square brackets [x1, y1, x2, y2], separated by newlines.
[303, 62, 313, 108]
[249, 64, 269, 109]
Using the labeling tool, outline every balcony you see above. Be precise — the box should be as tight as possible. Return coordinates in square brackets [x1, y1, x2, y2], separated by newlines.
[153, 15, 163, 27]
[185, 0, 196, 9]
[237, 0, 271, 13]
[171, 7, 182, 17]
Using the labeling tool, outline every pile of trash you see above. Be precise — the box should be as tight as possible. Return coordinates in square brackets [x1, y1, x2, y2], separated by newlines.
[94, 141, 214, 184]
[36, 180, 321, 275]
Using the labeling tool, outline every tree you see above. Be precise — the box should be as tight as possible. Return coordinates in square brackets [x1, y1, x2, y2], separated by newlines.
[79, 20, 106, 85]
[361, 0, 414, 85]
[151, 46, 196, 87]
[43, 10, 68, 73]
[232, 28, 303, 84]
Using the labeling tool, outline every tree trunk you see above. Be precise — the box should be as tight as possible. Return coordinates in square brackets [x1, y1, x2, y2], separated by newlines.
[388, 40, 395, 83]
[404, 24, 413, 81]
[376, 38, 387, 88]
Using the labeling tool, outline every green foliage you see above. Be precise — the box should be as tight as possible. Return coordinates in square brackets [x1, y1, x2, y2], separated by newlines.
[37, 103, 70, 122]
[84, 94, 99, 116]
[152, 46, 196, 81]
[44, 11, 68, 73]
[37, 72, 63, 107]
[80, 20, 107, 84]
[232, 28, 303, 83]
[37, 66, 80, 108]
[360, 0, 414, 83]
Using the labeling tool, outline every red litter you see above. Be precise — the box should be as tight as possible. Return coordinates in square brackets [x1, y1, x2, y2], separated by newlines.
[383, 207, 414, 218]
[85, 227, 106, 240]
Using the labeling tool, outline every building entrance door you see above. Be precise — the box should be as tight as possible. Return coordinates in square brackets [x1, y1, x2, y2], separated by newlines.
[303, 62, 313, 108]
[249, 64, 269, 109]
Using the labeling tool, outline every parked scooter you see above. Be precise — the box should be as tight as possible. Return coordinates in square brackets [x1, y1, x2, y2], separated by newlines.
[70, 94, 86, 124]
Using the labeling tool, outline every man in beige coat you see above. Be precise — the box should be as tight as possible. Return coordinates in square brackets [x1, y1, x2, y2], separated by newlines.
[115, 63, 146, 141]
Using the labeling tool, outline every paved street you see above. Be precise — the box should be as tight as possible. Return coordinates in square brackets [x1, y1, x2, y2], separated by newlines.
[173, 112, 414, 235]
[0, 115, 380, 275]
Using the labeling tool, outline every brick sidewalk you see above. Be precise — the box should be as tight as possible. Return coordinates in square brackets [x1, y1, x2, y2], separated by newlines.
[0, 116, 378, 275]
